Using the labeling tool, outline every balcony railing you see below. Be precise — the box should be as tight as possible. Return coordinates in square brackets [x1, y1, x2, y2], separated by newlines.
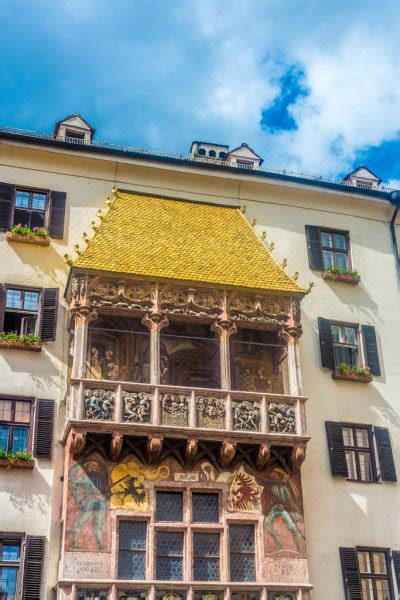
[67, 379, 307, 438]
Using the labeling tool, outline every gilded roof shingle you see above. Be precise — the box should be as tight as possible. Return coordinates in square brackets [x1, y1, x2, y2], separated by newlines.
[74, 192, 303, 293]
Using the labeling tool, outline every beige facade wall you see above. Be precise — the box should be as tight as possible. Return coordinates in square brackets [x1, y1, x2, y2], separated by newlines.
[0, 138, 399, 599]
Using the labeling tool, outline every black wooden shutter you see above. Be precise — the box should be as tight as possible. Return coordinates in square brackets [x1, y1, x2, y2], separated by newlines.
[326, 421, 348, 477]
[34, 399, 54, 459]
[318, 317, 335, 369]
[40, 288, 59, 341]
[305, 225, 324, 269]
[361, 325, 381, 376]
[22, 535, 45, 600]
[0, 283, 6, 331]
[339, 547, 362, 600]
[48, 190, 66, 238]
[0, 182, 14, 231]
[393, 551, 400, 590]
[374, 426, 397, 482]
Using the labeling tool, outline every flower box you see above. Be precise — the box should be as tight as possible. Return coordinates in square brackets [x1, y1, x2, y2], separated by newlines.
[332, 369, 372, 383]
[6, 232, 50, 246]
[0, 458, 35, 469]
[0, 340, 42, 352]
[323, 270, 360, 285]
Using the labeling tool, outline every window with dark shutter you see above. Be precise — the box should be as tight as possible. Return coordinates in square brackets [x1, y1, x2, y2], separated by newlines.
[40, 288, 59, 341]
[22, 535, 45, 600]
[374, 427, 397, 482]
[305, 225, 324, 270]
[318, 317, 335, 369]
[326, 422, 348, 477]
[361, 325, 381, 376]
[0, 284, 5, 331]
[33, 399, 54, 459]
[0, 183, 14, 231]
[392, 551, 400, 590]
[48, 191, 66, 239]
[339, 547, 362, 600]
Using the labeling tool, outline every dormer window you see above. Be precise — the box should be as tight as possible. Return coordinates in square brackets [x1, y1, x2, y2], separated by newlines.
[343, 166, 381, 188]
[209, 150, 216, 158]
[65, 129, 85, 142]
[53, 114, 95, 144]
[197, 148, 206, 156]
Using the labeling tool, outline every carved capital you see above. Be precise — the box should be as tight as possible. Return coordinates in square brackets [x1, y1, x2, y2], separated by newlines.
[70, 430, 86, 459]
[147, 436, 163, 464]
[71, 306, 98, 326]
[256, 442, 271, 470]
[278, 324, 303, 343]
[110, 433, 123, 462]
[185, 438, 198, 466]
[212, 320, 237, 338]
[291, 442, 307, 473]
[142, 313, 169, 332]
[219, 440, 236, 468]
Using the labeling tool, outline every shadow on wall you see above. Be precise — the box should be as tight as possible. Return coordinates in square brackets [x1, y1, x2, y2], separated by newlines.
[6, 238, 68, 284]
[6, 466, 51, 515]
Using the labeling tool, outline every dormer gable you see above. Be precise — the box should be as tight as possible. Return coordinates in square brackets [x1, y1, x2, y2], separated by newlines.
[190, 141, 229, 160]
[343, 165, 381, 188]
[225, 143, 263, 169]
[54, 114, 95, 144]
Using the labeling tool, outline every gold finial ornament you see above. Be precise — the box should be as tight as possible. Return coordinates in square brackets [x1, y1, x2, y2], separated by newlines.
[82, 232, 90, 243]
[97, 209, 104, 220]
[91, 221, 99, 231]
[261, 230, 267, 241]
[73, 244, 81, 255]
[240, 204, 247, 214]
[281, 258, 288, 269]
[306, 281, 316, 294]
[106, 197, 112, 207]
[268, 242, 275, 252]
[63, 254, 73, 266]
[251, 218, 257, 227]
[292, 272, 299, 280]
[111, 185, 117, 194]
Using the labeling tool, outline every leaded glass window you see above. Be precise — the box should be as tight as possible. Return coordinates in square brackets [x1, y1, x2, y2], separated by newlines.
[156, 492, 183, 522]
[192, 493, 219, 523]
[156, 591, 186, 600]
[156, 531, 184, 580]
[77, 592, 108, 600]
[229, 524, 255, 582]
[193, 533, 220, 581]
[118, 521, 147, 579]
[232, 592, 261, 600]
[194, 591, 223, 600]
[118, 591, 147, 600]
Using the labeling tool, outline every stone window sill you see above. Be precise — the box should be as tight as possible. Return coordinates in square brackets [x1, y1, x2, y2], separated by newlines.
[332, 370, 372, 383]
[0, 458, 35, 469]
[323, 270, 360, 285]
[0, 341, 42, 352]
[6, 232, 50, 246]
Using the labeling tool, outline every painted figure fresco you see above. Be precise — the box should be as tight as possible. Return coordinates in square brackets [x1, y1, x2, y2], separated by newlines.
[67, 459, 110, 551]
[110, 461, 170, 509]
[227, 465, 263, 511]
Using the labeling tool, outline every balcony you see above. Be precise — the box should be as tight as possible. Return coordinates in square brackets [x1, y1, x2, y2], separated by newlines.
[67, 379, 307, 443]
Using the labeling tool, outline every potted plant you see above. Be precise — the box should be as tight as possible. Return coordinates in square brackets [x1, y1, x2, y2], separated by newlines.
[6, 224, 50, 246]
[332, 363, 373, 383]
[0, 449, 34, 469]
[0, 331, 42, 351]
[323, 265, 360, 284]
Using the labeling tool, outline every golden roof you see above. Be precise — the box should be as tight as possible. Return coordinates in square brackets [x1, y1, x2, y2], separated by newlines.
[74, 192, 303, 293]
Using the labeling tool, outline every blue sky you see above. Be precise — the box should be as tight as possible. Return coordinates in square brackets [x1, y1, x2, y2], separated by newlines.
[2, 0, 400, 184]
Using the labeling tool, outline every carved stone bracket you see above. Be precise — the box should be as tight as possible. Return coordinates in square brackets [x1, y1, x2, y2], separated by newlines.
[185, 439, 198, 466]
[70, 430, 86, 459]
[219, 440, 236, 468]
[110, 433, 123, 462]
[212, 320, 237, 338]
[147, 436, 163, 464]
[70, 306, 98, 326]
[256, 442, 271, 470]
[291, 442, 307, 473]
[142, 313, 169, 331]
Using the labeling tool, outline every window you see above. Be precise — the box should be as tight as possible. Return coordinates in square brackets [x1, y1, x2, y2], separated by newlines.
[218, 151, 226, 159]
[13, 189, 47, 229]
[156, 531, 184, 581]
[0, 537, 21, 600]
[331, 323, 359, 367]
[77, 592, 108, 600]
[342, 425, 375, 482]
[4, 287, 40, 335]
[65, 129, 85, 141]
[320, 230, 350, 269]
[193, 532, 220, 581]
[208, 150, 216, 158]
[237, 160, 254, 168]
[118, 521, 147, 579]
[156, 492, 183, 522]
[357, 549, 392, 599]
[192, 493, 219, 523]
[229, 524, 255, 582]
[197, 148, 206, 156]
[0, 397, 32, 453]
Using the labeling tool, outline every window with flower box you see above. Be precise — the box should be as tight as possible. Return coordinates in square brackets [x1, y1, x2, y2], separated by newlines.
[0, 536, 22, 599]
[0, 397, 32, 454]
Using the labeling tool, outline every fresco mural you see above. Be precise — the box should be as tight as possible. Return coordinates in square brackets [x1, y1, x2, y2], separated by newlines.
[110, 461, 169, 509]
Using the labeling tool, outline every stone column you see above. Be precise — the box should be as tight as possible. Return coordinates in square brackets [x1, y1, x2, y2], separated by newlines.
[70, 307, 98, 380]
[279, 325, 303, 397]
[142, 313, 169, 385]
[212, 320, 237, 391]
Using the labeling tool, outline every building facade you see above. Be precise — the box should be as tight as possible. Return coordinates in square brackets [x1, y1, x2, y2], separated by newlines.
[0, 116, 399, 600]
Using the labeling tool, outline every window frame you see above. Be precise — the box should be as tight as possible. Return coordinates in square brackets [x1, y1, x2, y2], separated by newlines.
[117, 519, 149, 580]
[341, 423, 377, 483]
[330, 321, 363, 369]
[2, 284, 42, 336]
[0, 532, 24, 600]
[319, 227, 352, 269]
[356, 546, 394, 599]
[11, 187, 50, 231]
[0, 395, 34, 454]
[228, 521, 257, 583]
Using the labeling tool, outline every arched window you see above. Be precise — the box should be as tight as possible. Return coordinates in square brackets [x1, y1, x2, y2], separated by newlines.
[197, 148, 206, 156]
[209, 149, 216, 158]
[219, 151, 226, 159]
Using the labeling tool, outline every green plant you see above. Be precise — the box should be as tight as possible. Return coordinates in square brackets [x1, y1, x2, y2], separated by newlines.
[326, 264, 360, 278]
[0, 449, 33, 468]
[0, 331, 41, 345]
[10, 224, 48, 238]
[338, 363, 372, 379]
